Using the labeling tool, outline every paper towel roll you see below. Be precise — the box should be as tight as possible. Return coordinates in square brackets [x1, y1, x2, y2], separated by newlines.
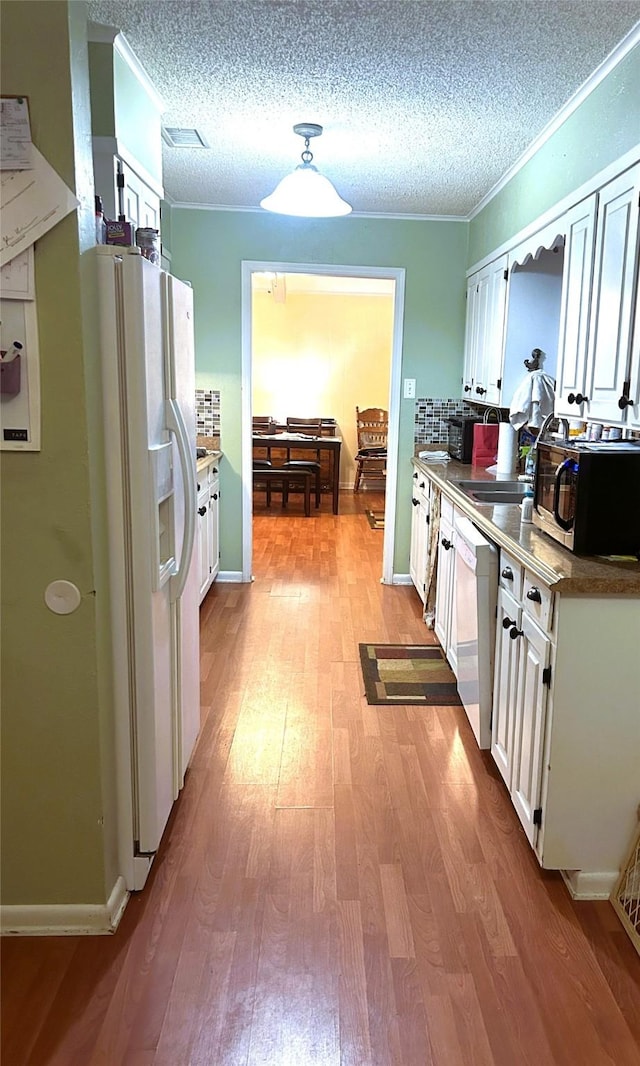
[496, 422, 518, 475]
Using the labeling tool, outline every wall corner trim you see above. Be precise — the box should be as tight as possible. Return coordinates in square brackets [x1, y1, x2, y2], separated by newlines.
[0, 876, 129, 937]
[216, 570, 245, 583]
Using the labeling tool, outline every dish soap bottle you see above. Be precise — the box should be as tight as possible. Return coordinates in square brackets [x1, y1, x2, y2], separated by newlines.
[520, 446, 535, 523]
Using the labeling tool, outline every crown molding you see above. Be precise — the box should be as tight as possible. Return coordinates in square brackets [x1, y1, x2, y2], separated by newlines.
[469, 21, 640, 220]
[169, 201, 466, 222]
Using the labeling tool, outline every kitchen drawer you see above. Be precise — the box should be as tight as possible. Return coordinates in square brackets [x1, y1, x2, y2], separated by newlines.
[412, 469, 430, 505]
[499, 549, 523, 599]
[522, 569, 554, 632]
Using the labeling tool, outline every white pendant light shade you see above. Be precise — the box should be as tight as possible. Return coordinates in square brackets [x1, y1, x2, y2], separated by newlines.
[260, 163, 351, 217]
[260, 123, 352, 218]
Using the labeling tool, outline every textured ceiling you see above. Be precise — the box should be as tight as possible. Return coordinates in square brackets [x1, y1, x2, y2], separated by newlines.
[86, 1, 640, 217]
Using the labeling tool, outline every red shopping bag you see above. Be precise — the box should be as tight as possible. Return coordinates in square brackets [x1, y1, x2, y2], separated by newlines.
[472, 422, 499, 467]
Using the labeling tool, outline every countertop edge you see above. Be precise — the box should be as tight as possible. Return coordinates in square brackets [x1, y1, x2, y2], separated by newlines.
[197, 451, 223, 474]
[412, 457, 640, 596]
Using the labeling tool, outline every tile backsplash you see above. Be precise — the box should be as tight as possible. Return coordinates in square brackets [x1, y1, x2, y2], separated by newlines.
[414, 397, 477, 445]
[196, 389, 220, 436]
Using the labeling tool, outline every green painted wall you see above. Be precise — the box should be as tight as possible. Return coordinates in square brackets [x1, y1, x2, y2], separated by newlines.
[170, 210, 469, 574]
[469, 43, 640, 264]
[88, 40, 163, 185]
[88, 41, 115, 137]
[113, 50, 162, 183]
[0, 1, 113, 907]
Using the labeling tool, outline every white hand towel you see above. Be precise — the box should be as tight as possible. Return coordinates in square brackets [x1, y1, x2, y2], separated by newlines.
[509, 371, 555, 430]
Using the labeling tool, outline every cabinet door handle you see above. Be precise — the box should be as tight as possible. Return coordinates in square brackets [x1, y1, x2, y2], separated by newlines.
[197, 482, 201, 492]
[618, 395, 634, 410]
[509, 625, 523, 640]
[412, 497, 420, 507]
[464, 384, 472, 393]
[413, 471, 418, 479]
[475, 386, 487, 396]
[198, 506, 207, 517]
[501, 566, 513, 580]
[568, 392, 589, 405]
[526, 587, 542, 603]
[419, 481, 426, 489]
[441, 537, 452, 550]
[212, 492, 218, 500]
[502, 616, 515, 629]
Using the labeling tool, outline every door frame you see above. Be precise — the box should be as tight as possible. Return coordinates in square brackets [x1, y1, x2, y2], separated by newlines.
[240, 260, 406, 583]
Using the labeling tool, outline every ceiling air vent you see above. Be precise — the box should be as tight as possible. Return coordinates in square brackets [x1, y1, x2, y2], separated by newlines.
[162, 127, 209, 149]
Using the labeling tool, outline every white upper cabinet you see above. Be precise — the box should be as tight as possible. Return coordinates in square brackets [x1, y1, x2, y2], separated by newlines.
[554, 196, 597, 416]
[583, 163, 640, 425]
[121, 161, 161, 232]
[462, 254, 508, 406]
[462, 276, 479, 399]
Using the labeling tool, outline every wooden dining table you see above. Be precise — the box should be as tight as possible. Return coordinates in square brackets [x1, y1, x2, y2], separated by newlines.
[252, 431, 343, 514]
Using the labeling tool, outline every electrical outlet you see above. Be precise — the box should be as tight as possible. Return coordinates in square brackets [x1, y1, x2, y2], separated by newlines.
[403, 378, 416, 399]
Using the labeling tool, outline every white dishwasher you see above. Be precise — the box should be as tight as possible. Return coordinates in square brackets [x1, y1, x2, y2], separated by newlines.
[454, 514, 498, 749]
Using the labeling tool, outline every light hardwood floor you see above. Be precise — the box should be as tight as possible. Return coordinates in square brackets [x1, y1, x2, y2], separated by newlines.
[3, 490, 640, 1065]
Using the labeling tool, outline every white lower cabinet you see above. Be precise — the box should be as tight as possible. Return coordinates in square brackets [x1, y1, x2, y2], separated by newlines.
[510, 612, 552, 845]
[491, 556, 552, 845]
[197, 485, 210, 602]
[208, 474, 220, 585]
[409, 470, 430, 603]
[491, 548, 640, 894]
[197, 458, 220, 604]
[491, 585, 522, 787]
[434, 495, 458, 675]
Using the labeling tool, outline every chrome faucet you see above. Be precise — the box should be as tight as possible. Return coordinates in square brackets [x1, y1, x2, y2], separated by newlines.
[534, 413, 570, 447]
[523, 414, 569, 485]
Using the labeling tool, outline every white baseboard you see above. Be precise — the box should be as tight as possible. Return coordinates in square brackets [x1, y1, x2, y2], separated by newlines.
[216, 570, 245, 583]
[391, 573, 412, 585]
[1, 876, 129, 936]
[561, 869, 617, 900]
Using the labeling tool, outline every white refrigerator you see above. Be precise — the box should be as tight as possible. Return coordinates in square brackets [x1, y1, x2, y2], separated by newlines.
[94, 245, 200, 891]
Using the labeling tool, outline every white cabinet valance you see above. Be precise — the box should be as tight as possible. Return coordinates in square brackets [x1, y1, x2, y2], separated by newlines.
[508, 218, 566, 270]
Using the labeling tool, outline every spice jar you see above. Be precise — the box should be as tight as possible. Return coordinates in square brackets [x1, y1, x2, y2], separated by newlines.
[135, 227, 160, 265]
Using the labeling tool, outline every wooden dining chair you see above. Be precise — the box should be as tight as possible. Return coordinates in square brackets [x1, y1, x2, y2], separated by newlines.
[353, 406, 388, 492]
[252, 415, 277, 470]
[281, 417, 323, 507]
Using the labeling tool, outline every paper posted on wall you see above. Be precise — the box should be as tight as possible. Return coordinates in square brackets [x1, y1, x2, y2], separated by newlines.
[0, 96, 33, 170]
[1, 145, 78, 267]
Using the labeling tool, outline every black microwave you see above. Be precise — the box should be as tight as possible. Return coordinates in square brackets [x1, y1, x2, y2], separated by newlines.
[532, 440, 640, 555]
[447, 416, 481, 463]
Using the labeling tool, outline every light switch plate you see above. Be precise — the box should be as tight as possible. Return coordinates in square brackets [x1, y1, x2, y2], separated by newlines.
[403, 378, 416, 399]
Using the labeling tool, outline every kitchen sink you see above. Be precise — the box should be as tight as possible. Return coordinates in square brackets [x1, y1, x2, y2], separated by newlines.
[468, 489, 526, 504]
[453, 478, 527, 505]
[455, 479, 523, 493]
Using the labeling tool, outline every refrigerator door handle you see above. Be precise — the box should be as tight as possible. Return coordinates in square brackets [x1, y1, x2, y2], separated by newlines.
[167, 397, 196, 603]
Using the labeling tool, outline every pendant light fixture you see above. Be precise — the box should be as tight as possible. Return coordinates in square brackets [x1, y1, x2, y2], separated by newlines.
[260, 123, 352, 218]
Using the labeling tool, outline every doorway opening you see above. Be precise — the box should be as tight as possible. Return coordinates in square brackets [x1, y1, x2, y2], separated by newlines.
[240, 261, 406, 583]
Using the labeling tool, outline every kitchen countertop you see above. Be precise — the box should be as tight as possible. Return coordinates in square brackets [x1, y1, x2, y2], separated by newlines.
[412, 455, 640, 594]
[197, 450, 222, 474]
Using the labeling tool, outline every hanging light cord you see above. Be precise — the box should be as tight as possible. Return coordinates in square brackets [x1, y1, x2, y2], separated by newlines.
[301, 138, 314, 165]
